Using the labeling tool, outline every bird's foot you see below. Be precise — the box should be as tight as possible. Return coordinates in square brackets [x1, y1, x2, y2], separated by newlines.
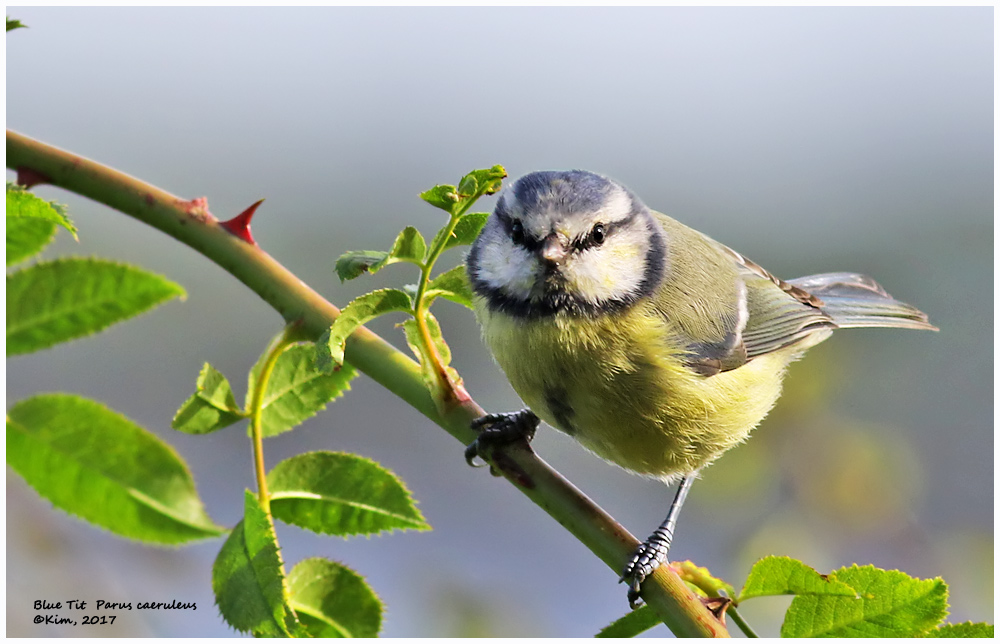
[465, 410, 540, 473]
[620, 533, 673, 609]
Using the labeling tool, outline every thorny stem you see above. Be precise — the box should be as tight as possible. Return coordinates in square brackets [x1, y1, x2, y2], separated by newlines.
[6, 129, 730, 638]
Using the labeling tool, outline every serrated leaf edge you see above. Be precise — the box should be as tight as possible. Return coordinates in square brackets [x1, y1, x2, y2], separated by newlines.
[269, 450, 431, 536]
[288, 557, 383, 638]
[7, 256, 186, 356]
[8, 394, 224, 541]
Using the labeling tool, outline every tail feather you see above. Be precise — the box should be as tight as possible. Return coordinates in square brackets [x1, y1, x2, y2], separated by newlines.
[787, 272, 938, 332]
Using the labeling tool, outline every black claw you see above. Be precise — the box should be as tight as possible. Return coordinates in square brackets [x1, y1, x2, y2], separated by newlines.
[621, 543, 661, 609]
[627, 586, 643, 610]
[464, 409, 540, 468]
[464, 442, 487, 467]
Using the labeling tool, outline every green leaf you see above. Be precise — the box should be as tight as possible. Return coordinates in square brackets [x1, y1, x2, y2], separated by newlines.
[427, 212, 490, 260]
[6, 184, 77, 239]
[334, 226, 428, 282]
[334, 250, 391, 282]
[401, 318, 434, 388]
[7, 394, 225, 543]
[172, 363, 245, 435]
[457, 174, 479, 198]
[388, 226, 427, 263]
[6, 185, 76, 266]
[424, 264, 475, 310]
[288, 557, 383, 638]
[402, 311, 452, 367]
[459, 165, 506, 197]
[7, 258, 185, 357]
[318, 288, 412, 369]
[781, 564, 949, 638]
[269, 451, 430, 536]
[419, 184, 461, 214]
[596, 605, 661, 638]
[401, 311, 464, 400]
[447, 212, 490, 249]
[923, 622, 993, 638]
[7, 218, 57, 267]
[421, 167, 505, 217]
[738, 555, 857, 602]
[7, 17, 26, 31]
[213, 491, 303, 637]
[247, 342, 357, 438]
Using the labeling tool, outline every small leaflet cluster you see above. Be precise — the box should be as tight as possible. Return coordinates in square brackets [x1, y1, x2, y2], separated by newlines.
[317, 166, 507, 410]
[175, 339, 430, 636]
[598, 556, 993, 638]
[5, 182, 431, 637]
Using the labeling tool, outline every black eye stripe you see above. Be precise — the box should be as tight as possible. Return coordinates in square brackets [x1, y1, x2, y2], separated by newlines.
[497, 206, 639, 253]
[574, 219, 623, 251]
[497, 211, 541, 251]
[511, 220, 525, 244]
[469, 208, 666, 319]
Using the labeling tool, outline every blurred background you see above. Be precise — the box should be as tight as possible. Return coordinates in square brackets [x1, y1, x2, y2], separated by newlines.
[6, 7, 992, 637]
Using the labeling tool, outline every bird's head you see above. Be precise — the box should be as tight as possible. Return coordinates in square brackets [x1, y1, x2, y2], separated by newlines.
[467, 170, 666, 318]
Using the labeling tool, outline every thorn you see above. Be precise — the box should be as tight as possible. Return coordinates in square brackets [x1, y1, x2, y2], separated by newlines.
[16, 167, 50, 188]
[220, 199, 264, 245]
[701, 596, 730, 621]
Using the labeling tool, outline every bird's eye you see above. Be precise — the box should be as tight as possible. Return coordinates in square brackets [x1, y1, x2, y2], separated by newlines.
[591, 223, 606, 245]
[511, 220, 525, 244]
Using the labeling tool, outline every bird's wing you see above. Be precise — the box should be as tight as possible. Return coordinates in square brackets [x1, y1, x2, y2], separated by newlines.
[678, 237, 836, 375]
[648, 212, 835, 375]
[647, 214, 753, 376]
[673, 275, 751, 376]
[715, 244, 836, 361]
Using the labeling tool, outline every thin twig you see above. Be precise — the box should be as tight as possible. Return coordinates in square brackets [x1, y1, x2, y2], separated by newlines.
[728, 606, 759, 638]
[248, 328, 298, 513]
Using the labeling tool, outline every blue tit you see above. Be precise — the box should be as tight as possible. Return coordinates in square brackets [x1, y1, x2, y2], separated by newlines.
[464, 169, 936, 607]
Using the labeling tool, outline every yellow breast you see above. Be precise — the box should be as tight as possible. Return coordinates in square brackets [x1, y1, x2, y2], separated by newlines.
[475, 297, 793, 481]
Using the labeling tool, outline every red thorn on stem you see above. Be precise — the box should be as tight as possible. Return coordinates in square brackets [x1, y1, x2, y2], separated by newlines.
[220, 199, 264, 245]
[16, 167, 50, 188]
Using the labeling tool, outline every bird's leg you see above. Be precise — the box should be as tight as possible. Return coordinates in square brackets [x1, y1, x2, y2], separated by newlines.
[621, 473, 697, 608]
[465, 410, 540, 469]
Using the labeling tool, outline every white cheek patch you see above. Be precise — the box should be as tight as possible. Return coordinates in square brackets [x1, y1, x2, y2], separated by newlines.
[476, 241, 538, 300]
[562, 237, 647, 305]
